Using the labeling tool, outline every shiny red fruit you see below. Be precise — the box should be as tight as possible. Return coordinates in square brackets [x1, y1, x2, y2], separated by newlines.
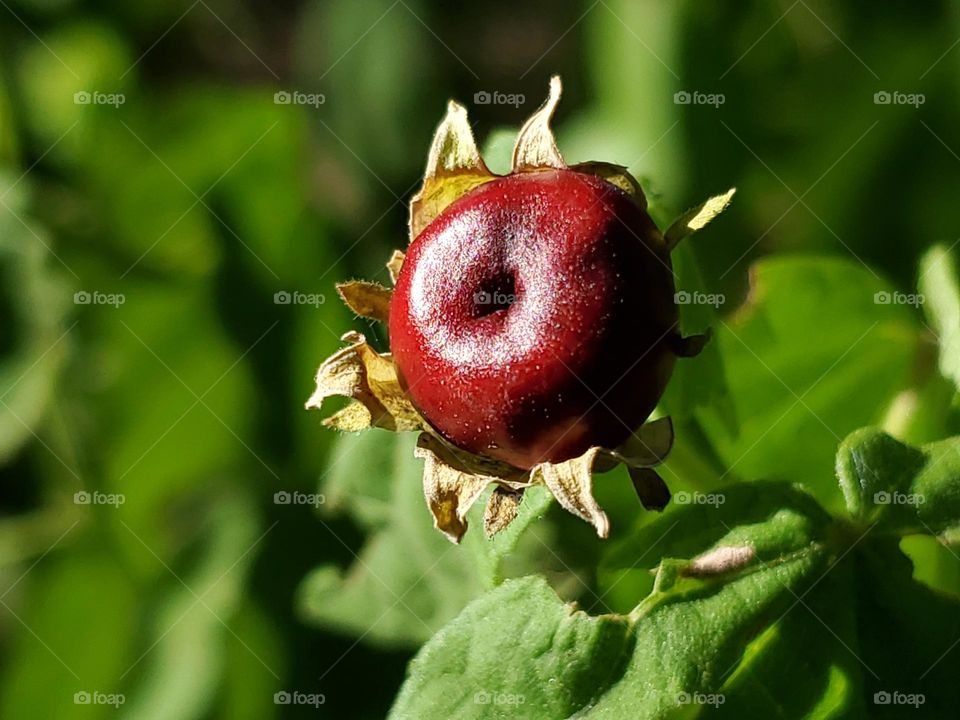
[389, 169, 678, 469]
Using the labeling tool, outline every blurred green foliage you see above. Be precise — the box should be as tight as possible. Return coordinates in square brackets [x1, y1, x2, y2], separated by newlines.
[2, 0, 960, 718]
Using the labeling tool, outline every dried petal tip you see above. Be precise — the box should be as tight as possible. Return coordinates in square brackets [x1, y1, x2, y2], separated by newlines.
[665, 188, 736, 250]
[336, 281, 392, 323]
[533, 447, 610, 539]
[386, 250, 405, 285]
[305, 332, 422, 432]
[417, 434, 498, 544]
[483, 487, 524, 538]
[512, 75, 566, 173]
[410, 100, 495, 241]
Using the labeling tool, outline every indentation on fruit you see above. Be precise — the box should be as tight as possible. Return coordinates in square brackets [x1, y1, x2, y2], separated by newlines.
[471, 272, 517, 317]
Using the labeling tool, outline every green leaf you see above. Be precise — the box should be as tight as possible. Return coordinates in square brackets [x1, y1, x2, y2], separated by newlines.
[919, 244, 960, 392]
[836, 427, 960, 542]
[698, 256, 921, 511]
[390, 482, 831, 719]
[390, 465, 960, 719]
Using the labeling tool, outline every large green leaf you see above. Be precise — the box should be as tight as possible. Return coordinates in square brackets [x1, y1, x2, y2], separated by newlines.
[699, 256, 920, 511]
[390, 443, 960, 719]
[389, 482, 831, 719]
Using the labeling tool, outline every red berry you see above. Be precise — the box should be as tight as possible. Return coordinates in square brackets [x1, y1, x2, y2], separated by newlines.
[389, 168, 678, 470]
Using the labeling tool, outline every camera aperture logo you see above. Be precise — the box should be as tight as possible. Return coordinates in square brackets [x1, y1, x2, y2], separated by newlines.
[74, 490, 125, 507]
[273, 691, 325, 707]
[74, 691, 125, 707]
[274, 90, 325, 108]
[873, 690, 924, 707]
[873, 90, 924, 108]
[674, 290, 725, 308]
[473, 290, 517, 307]
[873, 490, 925, 507]
[674, 90, 725, 108]
[74, 91, 125, 107]
[474, 90, 525, 108]
[274, 290, 325, 307]
[674, 491, 725, 507]
[474, 690, 525, 706]
[677, 691, 725, 707]
[274, 490, 325, 507]
[874, 290, 923, 307]
[74, 290, 125, 308]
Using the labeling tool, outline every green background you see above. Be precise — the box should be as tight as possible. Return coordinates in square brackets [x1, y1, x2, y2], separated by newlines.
[1, 0, 959, 717]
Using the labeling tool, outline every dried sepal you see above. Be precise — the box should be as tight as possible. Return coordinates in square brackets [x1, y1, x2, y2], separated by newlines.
[512, 76, 566, 173]
[571, 161, 647, 209]
[664, 188, 736, 250]
[628, 466, 671, 511]
[611, 416, 674, 467]
[483, 486, 524, 538]
[416, 433, 501, 544]
[419, 427, 529, 487]
[324, 399, 375, 432]
[409, 101, 495, 241]
[305, 331, 423, 432]
[532, 447, 610, 539]
[336, 281, 392, 323]
[386, 250, 405, 285]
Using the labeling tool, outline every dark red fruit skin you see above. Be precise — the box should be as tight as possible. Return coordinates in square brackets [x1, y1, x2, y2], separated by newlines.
[389, 169, 678, 470]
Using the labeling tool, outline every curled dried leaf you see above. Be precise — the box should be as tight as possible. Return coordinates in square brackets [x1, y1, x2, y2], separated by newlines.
[417, 434, 499, 544]
[386, 250, 405, 285]
[532, 447, 610, 538]
[664, 188, 736, 250]
[511, 76, 566, 172]
[305, 332, 423, 432]
[410, 100, 495, 241]
[483, 487, 524, 538]
[336, 281, 392, 323]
